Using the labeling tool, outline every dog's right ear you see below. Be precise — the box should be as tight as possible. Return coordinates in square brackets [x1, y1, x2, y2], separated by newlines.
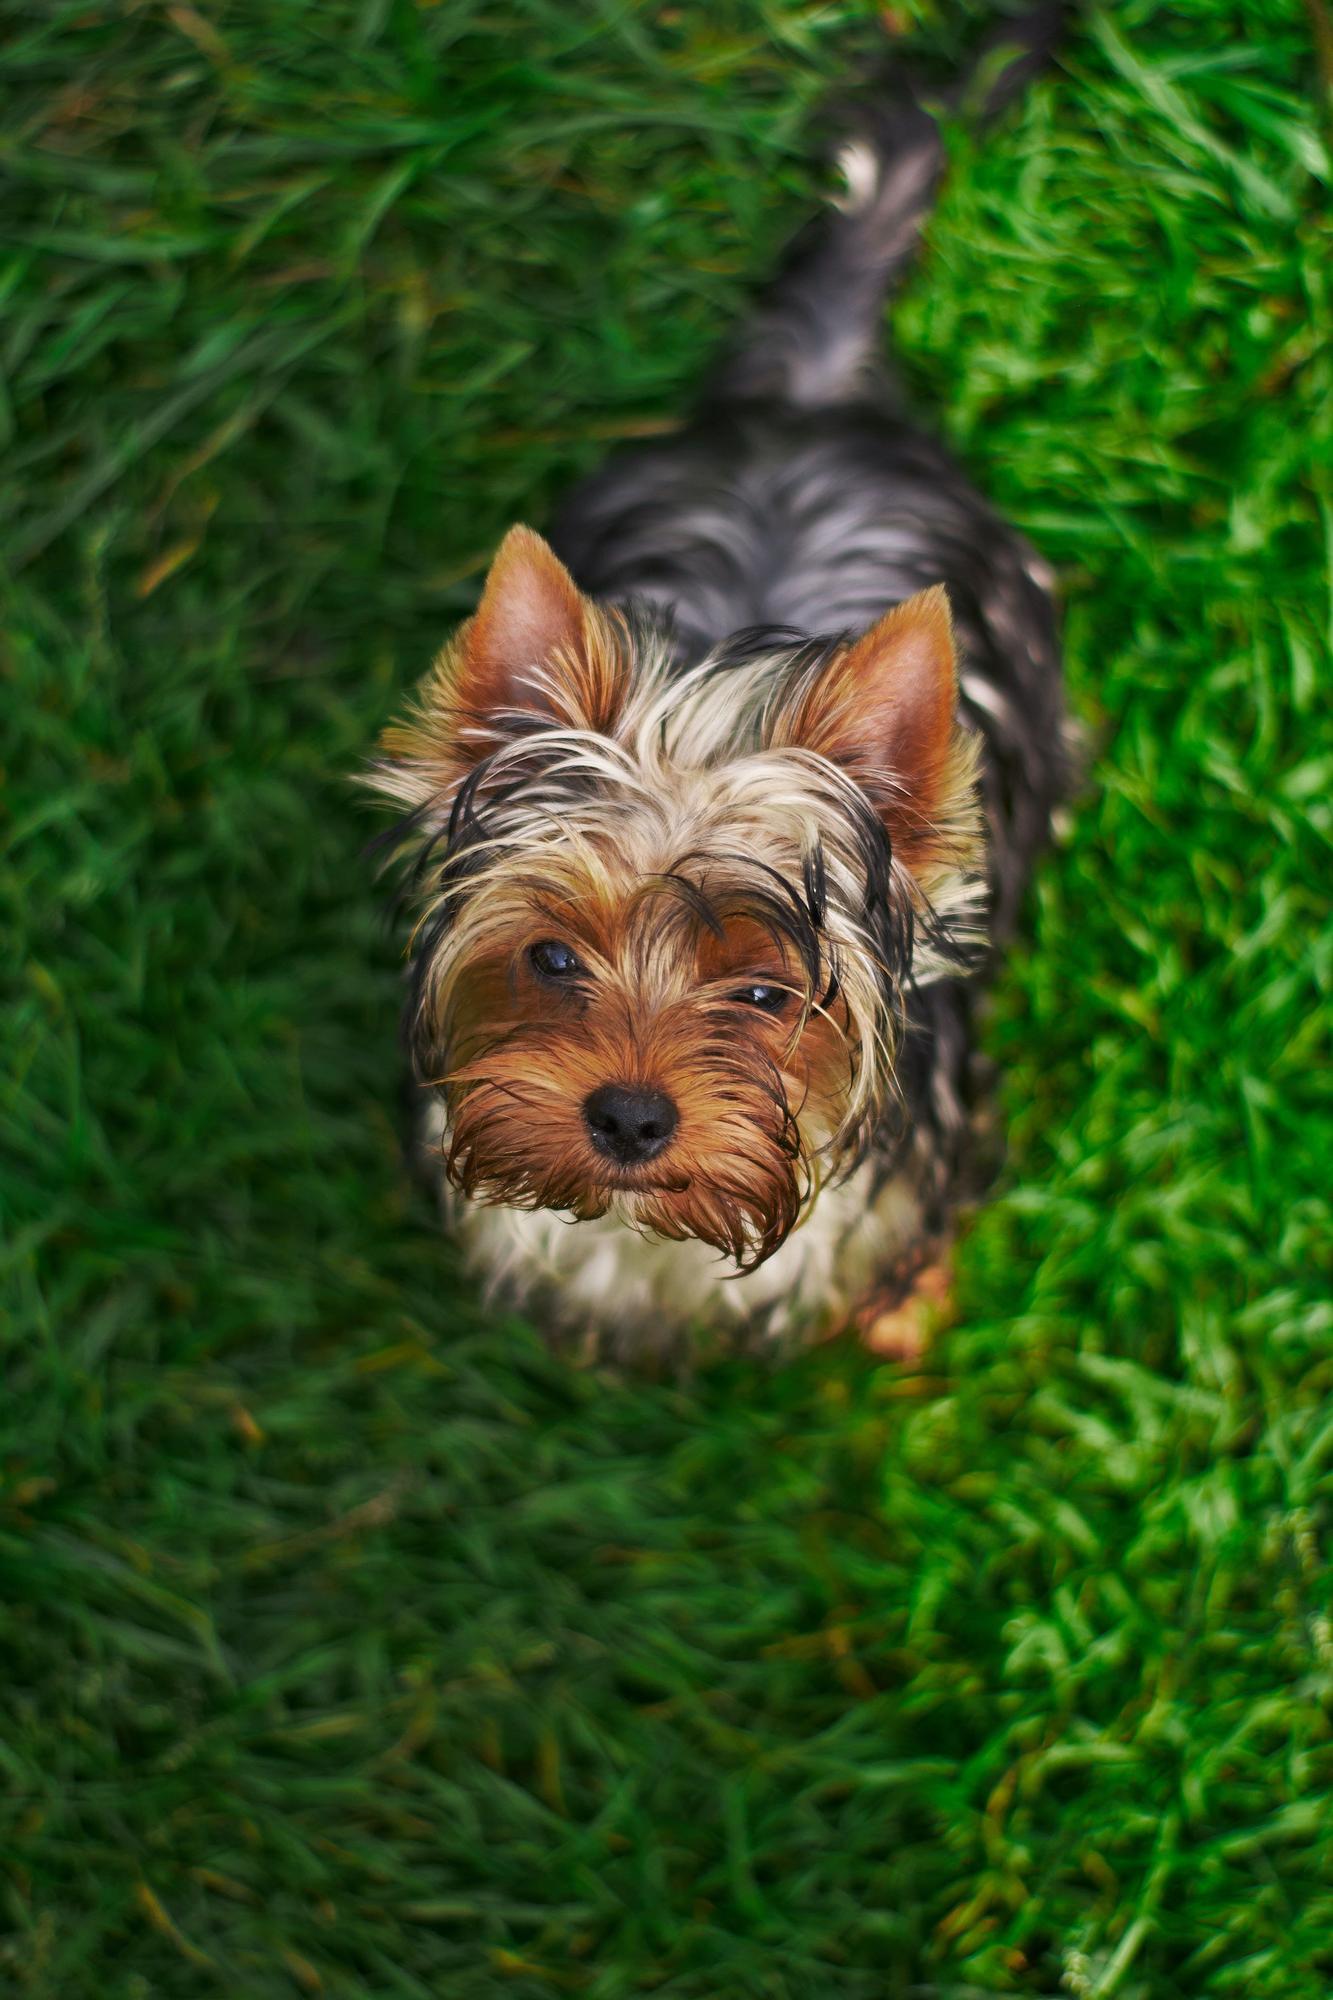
[457, 526, 597, 730]
[372, 526, 626, 807]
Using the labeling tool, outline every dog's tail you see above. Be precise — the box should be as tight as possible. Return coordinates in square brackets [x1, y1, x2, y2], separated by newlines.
[706, 6, 1066, 412]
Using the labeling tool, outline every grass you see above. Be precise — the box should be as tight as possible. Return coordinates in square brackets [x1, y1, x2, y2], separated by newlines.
[2, 1, 1331, 1994]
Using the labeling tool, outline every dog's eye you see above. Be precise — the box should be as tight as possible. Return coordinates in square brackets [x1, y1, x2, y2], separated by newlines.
[730, 982, 791, 1014]
[529, 939, 583, 980]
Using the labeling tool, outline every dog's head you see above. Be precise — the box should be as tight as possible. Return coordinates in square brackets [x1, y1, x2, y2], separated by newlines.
[369, 527, 983, 1270]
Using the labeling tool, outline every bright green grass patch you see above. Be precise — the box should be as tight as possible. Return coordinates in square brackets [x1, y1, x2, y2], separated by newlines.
[2, 2, 1330, 1995]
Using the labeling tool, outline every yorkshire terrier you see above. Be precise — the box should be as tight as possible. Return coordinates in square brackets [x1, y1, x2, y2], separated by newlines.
[368, 16, 1068, 1358]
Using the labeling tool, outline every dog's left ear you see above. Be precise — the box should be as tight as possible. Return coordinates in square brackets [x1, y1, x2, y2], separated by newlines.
[770, 585, 977, 878]
[374, 526, 625, 805]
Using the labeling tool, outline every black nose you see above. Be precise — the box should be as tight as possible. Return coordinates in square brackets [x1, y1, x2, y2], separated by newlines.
[583, 1083, 678, 1167]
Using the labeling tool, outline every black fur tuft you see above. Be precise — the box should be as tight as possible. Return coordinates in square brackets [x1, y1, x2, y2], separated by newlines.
[704, 6, 1068, 415]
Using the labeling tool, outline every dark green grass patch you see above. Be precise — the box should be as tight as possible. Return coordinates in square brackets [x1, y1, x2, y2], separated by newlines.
[2, 2, 1330, 1994]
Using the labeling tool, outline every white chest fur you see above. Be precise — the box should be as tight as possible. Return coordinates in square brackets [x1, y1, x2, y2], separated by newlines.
[420, 1098, 918, 1345]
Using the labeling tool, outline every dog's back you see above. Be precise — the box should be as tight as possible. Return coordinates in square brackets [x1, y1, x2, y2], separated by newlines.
[550, 26, 1068, 939]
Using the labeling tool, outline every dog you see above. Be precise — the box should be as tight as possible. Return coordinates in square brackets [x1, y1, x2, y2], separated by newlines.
[367, 15, 1069, 1358]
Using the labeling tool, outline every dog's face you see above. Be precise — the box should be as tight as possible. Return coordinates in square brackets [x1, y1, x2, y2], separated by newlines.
[370, 528, 982, 1269]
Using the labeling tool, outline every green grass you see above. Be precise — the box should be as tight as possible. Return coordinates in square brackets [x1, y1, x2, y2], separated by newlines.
[2, 2, 1331, 1994]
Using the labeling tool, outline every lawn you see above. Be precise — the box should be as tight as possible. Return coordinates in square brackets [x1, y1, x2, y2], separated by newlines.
[2, 2, 1331, 1995]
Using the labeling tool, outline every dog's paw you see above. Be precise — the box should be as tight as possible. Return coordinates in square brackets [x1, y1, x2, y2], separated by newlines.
[855, 1259, 952, 1360]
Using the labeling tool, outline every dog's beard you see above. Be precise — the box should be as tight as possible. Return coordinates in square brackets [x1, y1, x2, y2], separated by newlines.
[438, 1020, 816, 1271]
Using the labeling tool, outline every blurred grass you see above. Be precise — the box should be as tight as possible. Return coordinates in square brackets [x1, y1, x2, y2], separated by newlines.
[2, 1, 1331, 1995]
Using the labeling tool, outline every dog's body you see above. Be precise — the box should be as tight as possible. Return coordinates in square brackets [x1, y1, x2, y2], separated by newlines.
[370, 36, 1067, 1356]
